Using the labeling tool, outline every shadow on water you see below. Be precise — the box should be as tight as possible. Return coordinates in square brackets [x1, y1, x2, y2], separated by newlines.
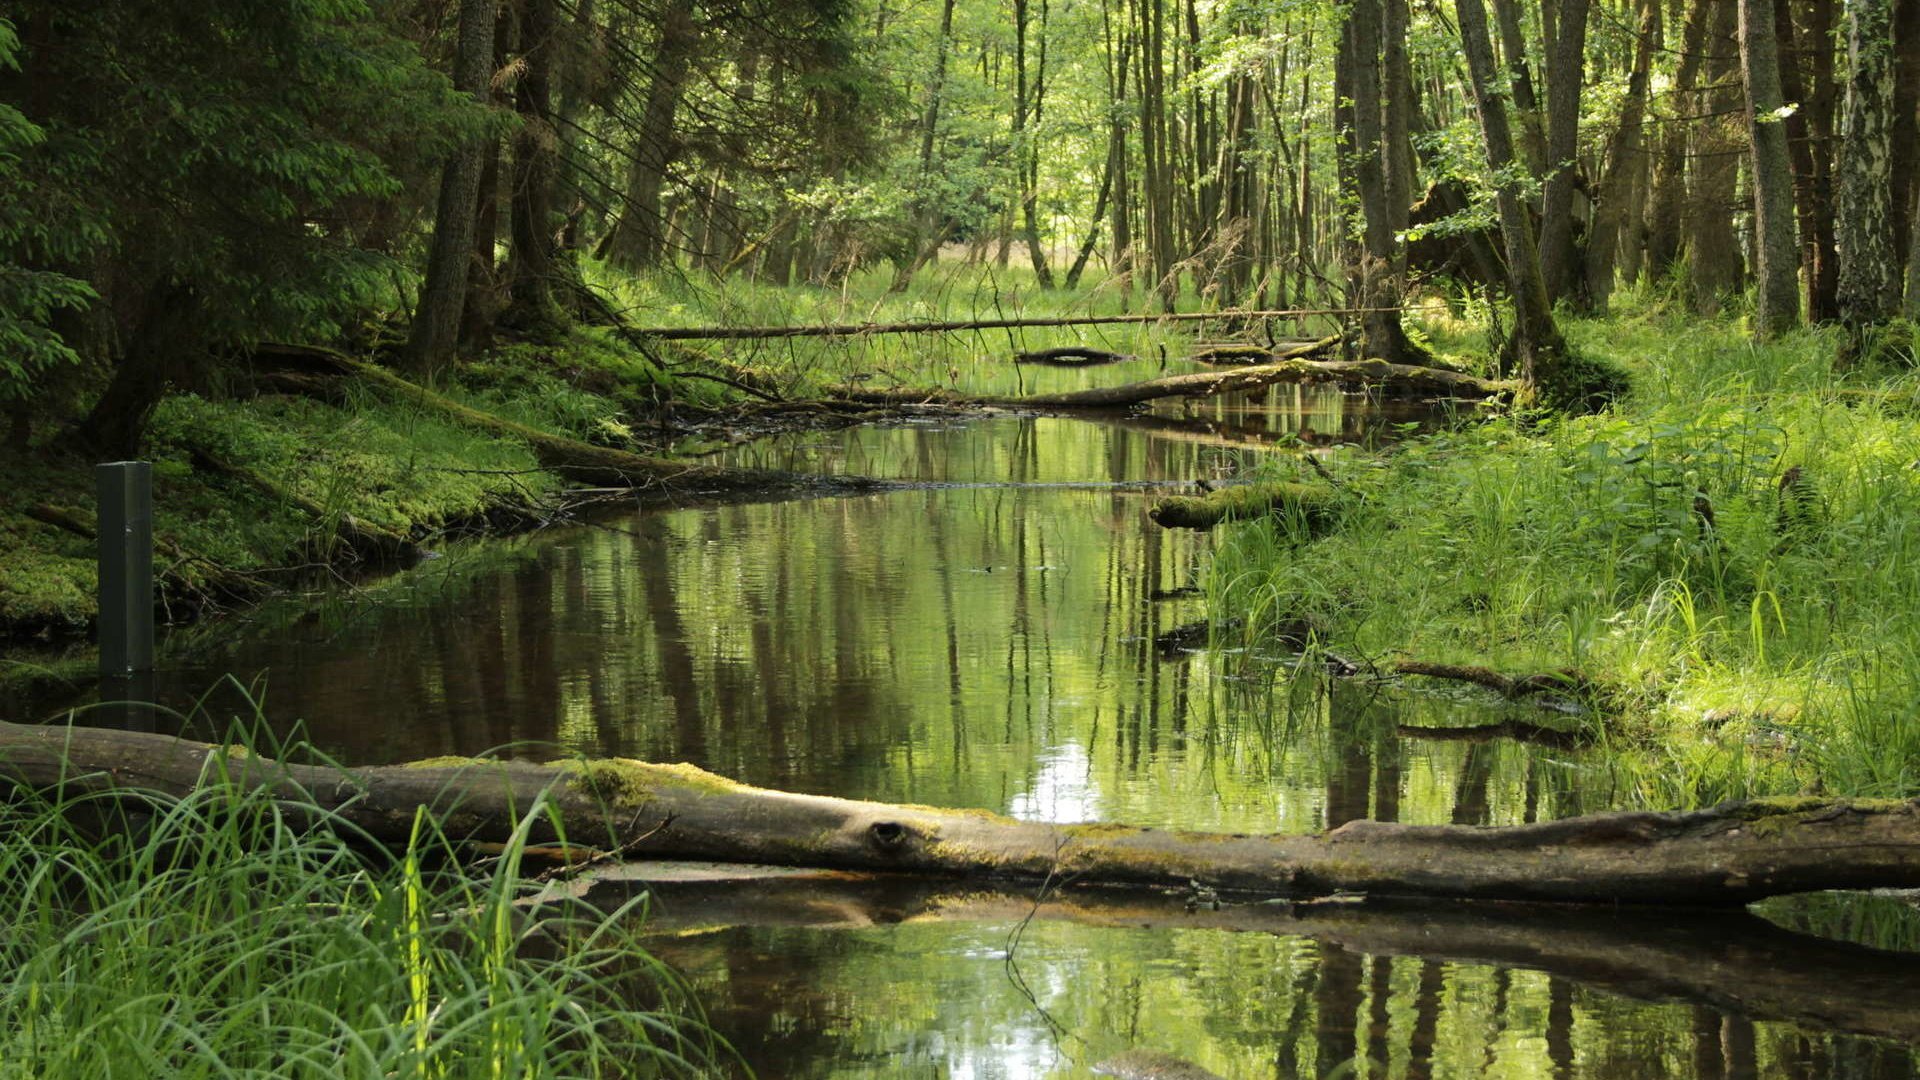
[8, 385, 1916, 1077]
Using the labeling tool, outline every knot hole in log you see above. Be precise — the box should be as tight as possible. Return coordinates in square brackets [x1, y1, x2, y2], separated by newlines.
[868, 820, 911, 851]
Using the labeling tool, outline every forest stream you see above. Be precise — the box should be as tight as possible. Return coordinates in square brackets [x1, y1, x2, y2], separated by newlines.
[10, 384, 1919, 1079]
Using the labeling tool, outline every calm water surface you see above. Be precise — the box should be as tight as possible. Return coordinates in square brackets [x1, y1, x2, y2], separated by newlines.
[13, 385, 1917, 1078]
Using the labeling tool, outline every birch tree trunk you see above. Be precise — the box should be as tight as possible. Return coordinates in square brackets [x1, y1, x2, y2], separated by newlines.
[1835, 0, 1903, 330]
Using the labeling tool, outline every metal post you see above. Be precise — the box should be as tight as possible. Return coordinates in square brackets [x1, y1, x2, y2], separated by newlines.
[96, 461, 154, 677]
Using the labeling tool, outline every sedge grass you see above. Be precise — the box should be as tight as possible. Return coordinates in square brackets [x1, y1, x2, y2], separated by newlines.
[0, 727, 725, 1079]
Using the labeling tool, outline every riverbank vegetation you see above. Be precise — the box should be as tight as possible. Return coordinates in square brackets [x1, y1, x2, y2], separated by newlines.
[1214, 298, 1920, 804]
[0, 717, 721, 1077]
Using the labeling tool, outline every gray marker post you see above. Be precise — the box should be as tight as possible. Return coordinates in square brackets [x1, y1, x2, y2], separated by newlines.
[96, 463, 155, 728]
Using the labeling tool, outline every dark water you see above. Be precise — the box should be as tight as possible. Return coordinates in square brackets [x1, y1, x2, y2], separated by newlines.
[11, 384, 1917, 1078]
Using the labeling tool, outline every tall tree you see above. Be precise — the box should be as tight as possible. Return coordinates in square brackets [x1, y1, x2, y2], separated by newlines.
[1013, 0, 1055, 288]
[1454, 0, 1574, 395]
[602, 2, 698, 271]
[1537, 0, 1591, 304]
[407, 0, 501, 378]
[12, 0, 473, 456]
[503, 0, 565, 333]
[1689, 0, 1745, 309]
[1339, 0, 1419, 360]
[1738, 0, 1801, 336]
[1584, 0, 1656, 309]
[1835, 0, 1902, 331]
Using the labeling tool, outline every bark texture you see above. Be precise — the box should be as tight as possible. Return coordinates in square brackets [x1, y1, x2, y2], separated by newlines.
[1738, 0, 1802, 336]
[1836, 0, 1903, 328]
[6, 720, 1920, 905]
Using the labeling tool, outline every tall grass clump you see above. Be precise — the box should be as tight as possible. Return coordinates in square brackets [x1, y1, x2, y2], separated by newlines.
[1209, 304, 1920, 805]
[0, 740, 722, 1078]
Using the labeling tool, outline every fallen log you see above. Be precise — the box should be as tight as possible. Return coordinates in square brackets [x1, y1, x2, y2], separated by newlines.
[1147, 481, 1343, 531]
[611, 868, 1920, 1044]
[836, 348, 1507, 409]
[281, 347, 893, 498]
[1189, 340, 1333, 365]
[4, 719, 1920, 905]
[639, 307, 1399, 341]
[1014, 347, 1134, 366]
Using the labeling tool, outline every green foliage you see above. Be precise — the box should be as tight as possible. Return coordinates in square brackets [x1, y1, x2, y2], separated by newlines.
[2, 0, 482, 445]
[0, 720, 721, 1077]
[1211, 310, 1920, 803]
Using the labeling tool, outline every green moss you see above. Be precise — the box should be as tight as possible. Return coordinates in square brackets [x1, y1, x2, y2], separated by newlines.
[398, 756, 487, 769]
[557, 758, 746, 808]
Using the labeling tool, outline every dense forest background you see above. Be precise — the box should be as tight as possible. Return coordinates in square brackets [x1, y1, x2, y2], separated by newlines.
[3, 0, 1917, 459]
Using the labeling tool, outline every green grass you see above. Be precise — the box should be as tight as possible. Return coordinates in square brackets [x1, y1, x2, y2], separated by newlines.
[0, 718, 723, 1078]
[1210, 294, 1920, 805]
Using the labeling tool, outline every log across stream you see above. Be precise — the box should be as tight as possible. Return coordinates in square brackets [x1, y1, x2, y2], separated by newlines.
[5, 719, 1917, 906]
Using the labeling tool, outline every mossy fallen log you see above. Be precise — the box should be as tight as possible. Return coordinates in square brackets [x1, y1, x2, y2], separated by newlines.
[4, 720, 1920, 906]
[254, 344, 892, 497]
[1147, 482, 1342, 531]
[610, 869, 1920, 1044]
[835, 343, 1508, 409]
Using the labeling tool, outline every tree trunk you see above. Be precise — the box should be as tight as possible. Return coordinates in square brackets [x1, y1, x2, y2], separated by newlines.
[889, 0, 957, 293]
[1835, 0, 1903, 330]
[840, 348, 1508, 410]
[502, 0, 564, 334]
[1689, 0, 1746, 310]
[404, 0, 499, 378]
[1382, 0, 1414, 283]
[1583, 0, 1655, 310]
[1148, 482, 1341, 530]
[1645, 0, 1711, 282]
[1014, 0, 1055, 288]
[1342, 0, 1421, 361]
[1489, 0, 1548, 174]
[1538, 0, 1591, 305]
[1801, 0, 1841, 321]
[1890, 0, 1920, 277]
[1455, 0, 1574, 398]
[73, 286, 199, 459]
[1739, 0, 1802, 336]
[7, 720, 1920, 906]
[603, 1, 696, 272]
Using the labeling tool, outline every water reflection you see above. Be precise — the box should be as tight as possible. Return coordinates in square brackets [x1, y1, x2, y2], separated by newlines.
[10, 391, 1916, 1076]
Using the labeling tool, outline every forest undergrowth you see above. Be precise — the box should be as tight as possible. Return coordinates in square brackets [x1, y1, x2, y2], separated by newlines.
[1211, 287, 1920, 806]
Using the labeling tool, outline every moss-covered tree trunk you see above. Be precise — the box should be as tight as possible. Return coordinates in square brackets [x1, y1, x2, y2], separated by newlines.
[6, 720, 1920, 906]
